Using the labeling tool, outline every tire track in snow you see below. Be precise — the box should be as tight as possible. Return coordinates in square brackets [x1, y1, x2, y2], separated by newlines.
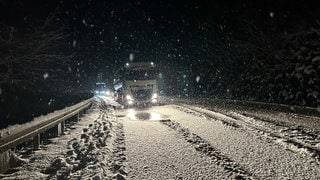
[161, 119, 255, 180]
[123, 118, 238, 179]
[178, 105, 320, 164]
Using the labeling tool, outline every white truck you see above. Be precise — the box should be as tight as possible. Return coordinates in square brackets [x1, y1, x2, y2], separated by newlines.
[119, 61, 158, 107]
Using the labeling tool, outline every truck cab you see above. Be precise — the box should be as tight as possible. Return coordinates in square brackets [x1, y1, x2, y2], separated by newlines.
[121, 62, 158, 107]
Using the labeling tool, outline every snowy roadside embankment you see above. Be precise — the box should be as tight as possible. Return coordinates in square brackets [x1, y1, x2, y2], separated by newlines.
[0, 98, 92, 140]
[160, 96, 320, 115]
[0, 97, 125, 180]
[160, 96, 320, 131]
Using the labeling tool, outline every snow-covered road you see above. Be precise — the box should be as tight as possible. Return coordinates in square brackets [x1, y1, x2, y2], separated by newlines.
[1, 97, 320, 179]
[150, 105, 320, 179]
[123, 117, 233, 179]
[118, 105, 320, 179]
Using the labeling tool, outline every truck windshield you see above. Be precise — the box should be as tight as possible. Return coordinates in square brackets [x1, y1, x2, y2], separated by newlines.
[125, 69, 157, 80]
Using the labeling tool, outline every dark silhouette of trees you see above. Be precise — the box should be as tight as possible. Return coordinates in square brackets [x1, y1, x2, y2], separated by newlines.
[0, 7, 74, 91]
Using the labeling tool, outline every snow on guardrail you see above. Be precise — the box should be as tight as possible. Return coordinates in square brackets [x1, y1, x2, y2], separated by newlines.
[0, 97, 94, 145]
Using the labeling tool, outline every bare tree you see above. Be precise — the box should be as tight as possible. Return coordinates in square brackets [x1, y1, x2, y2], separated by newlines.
[0, 7, 73, 89]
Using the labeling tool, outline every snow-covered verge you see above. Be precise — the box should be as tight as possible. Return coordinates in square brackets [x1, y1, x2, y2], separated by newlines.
[0, 97, 125, 180]
[0, 98, 92, 139]
[160, 96, 320, 131]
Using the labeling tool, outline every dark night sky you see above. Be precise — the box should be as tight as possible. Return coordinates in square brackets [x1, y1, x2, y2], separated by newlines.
[1, 0, 319, 88]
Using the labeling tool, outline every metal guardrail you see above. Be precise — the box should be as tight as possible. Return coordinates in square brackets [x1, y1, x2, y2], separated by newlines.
[0, 98, 93, 154]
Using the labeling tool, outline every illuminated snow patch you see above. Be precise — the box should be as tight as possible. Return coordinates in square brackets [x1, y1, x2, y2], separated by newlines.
[125, 109, 164, 121]
[126, 109, 137, 120]
[150, 112, 161, 120]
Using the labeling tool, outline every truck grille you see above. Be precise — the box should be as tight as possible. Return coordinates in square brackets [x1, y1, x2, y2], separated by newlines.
[131, 89, 152, 100]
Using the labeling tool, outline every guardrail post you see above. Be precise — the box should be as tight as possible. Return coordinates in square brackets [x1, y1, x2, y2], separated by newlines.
[33, 134, 41, 150]
[0, 150, 10, 173]
[54, 123, 62, 137]
[61, 121, 65, 134]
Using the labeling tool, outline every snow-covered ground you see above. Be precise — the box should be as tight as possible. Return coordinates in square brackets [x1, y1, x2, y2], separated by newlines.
[150, 105, 320, 179]
[1, 96, 320, 179]
[0, 98, 92, 140]
[0, 97, 124, 180]
[123, 116, 237, 179]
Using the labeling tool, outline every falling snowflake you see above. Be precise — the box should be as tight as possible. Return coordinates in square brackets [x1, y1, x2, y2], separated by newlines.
[73, 40, 77, 47]
[43, 72, 49, 79]
[129, 53, 134, 62]
[269, 12, 275, 18]
[196, 76, 201, 83]
[0, 87, 2, 95]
